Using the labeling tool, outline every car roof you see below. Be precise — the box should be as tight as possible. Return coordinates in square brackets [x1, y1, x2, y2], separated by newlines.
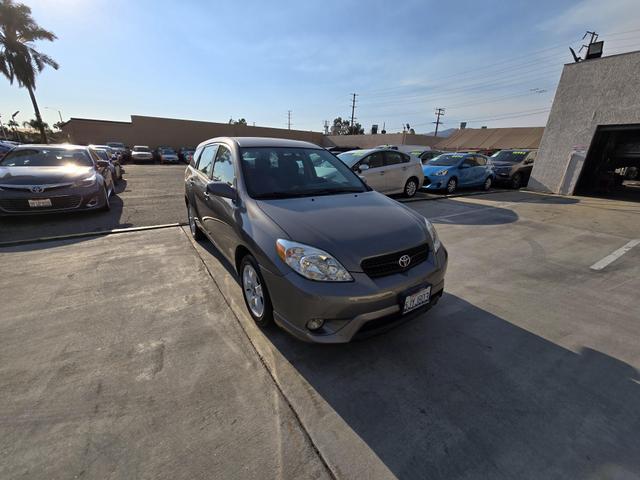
[199, 137, 322, 150]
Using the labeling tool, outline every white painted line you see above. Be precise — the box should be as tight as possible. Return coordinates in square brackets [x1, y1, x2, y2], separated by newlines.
[590, 239, 640, 271]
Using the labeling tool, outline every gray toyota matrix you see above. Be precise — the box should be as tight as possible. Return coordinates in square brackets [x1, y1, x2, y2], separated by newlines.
[185, 137, 447, 343]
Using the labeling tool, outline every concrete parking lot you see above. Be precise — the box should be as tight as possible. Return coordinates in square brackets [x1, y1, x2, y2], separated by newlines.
[1, 166, 639, 479]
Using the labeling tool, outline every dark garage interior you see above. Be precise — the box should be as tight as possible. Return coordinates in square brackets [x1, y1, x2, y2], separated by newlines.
[575, 124, 640, 201]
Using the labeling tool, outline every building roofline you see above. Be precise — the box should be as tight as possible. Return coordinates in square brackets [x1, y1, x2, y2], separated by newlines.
[564, 49, 640, 67]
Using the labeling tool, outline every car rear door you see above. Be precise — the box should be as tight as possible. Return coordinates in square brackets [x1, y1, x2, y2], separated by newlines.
[191, 144, 217, 225]
[356, 152, 387, 191]
[382, 150, 406, 193]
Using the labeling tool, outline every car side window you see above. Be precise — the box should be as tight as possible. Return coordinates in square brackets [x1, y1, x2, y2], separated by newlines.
[360, 152, 384, 169]
[384, 151, 404, 166]
[463, 156, 478, 167]
[197, 145, 217, 177]
[526, 151, 537, 163]
[476, 155, 487, 166]
[212, 145, 235, 186]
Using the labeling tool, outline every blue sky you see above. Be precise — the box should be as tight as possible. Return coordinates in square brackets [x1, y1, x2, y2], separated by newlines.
[2, 0, 640, 134]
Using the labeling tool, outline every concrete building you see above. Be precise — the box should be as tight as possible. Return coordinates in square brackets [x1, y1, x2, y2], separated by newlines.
[529, 50, 640, 198]
[60, 115, 441, 151]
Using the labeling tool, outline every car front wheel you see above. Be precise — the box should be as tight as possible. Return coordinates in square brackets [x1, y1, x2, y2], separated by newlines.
[483, 176, 493, 191]
[240, 255, 273, 328]
[511, 172, 523, 189]
[446, 177, 457, 194]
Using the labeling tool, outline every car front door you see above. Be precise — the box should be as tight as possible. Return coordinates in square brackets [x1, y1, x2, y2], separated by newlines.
[201, 144, 239, 261]
[356, 152, 387, 191]
[475, 155, 490, 184]
[191, 144, 217, 230]
[459, 156, 477, 186]
[382, 150, 407, 193]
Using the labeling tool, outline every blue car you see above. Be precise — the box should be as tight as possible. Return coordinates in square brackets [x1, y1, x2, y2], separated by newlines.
[422, 152, 494, 194]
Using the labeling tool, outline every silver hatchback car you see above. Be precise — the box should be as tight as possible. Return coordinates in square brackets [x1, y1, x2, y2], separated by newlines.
[185, 137, 447, 343]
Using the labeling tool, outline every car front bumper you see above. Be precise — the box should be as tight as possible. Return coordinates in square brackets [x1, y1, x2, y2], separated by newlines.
[422, 174, 450, 190]
[0, 184, 106, 215]
[261, 246, 448, 343]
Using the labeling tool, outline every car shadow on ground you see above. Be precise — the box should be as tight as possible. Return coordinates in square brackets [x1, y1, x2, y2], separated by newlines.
[0, 179, 132, 248]
[263, 293, 640, 479]
[483, 190, 581, 204]
[413, 198, 520, 226]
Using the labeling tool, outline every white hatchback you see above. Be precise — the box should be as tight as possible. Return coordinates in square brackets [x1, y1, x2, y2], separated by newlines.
[337, 148, 424, 197]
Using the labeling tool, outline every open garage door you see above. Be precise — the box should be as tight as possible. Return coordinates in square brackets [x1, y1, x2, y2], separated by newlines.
[575, 125, 640, 201]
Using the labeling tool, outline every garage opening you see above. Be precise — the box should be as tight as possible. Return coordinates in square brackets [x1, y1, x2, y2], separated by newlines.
[575, 124, 640, 201]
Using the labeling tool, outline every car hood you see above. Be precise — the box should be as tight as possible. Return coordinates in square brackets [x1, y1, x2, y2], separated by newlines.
[490, 161, 517, 168]
[256, 191, 429, 272]
[132, 151, 151, 155]
[0, 165, 94, 185]
[423, 164, 452, 175]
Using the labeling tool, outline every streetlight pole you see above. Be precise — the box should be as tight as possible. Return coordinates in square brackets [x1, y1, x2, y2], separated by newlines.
[45, 107, 64, 123]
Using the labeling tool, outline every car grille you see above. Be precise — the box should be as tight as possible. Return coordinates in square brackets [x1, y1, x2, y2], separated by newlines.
[0, 195, 82, 212]
[361, 243, 429, 278]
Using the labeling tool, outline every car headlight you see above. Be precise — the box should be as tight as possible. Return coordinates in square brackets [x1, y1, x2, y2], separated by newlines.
[276, 239, 353, 282]
[75, 174, 97, 187]
[424, 218, 442, 251]
[435, 169, 448, 176]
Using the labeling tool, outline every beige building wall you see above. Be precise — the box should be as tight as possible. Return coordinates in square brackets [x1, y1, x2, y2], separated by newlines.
[62, 116, 442, 150]
[62, 115, 326, 148]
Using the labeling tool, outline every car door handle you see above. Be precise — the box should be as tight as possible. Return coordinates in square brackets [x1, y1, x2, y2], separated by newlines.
[402, 166, 407, 171]
[379, 171, 385, 175]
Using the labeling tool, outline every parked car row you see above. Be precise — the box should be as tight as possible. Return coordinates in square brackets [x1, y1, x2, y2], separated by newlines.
[0, 144, 122, 215]
[331, 145, 538, 195]
[101, 142, 195, 164]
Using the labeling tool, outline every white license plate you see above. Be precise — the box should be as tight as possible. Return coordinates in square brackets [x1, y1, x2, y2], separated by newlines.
[28, 198, 52, 208]
[402, 286, 431, 314]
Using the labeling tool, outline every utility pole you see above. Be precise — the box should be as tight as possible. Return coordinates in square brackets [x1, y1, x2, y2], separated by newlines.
[350, 93, 358, 131]
[323, 120, 329, 135]
[433, 108, 445, 136]
[287, 110, 292, 130]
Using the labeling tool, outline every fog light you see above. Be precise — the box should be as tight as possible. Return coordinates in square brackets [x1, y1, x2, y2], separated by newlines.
[306, 318, 325, 331]
[86, 197, 99, 207]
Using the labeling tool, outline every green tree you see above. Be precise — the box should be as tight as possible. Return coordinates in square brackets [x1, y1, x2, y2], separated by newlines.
[23, 117, 48, 131]
[0, 0, 59, 144]
[332, 116, 363, 135]
[228, 117, 247, 126]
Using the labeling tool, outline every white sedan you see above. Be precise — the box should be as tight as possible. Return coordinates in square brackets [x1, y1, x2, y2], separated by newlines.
[337, 148, 424, 197]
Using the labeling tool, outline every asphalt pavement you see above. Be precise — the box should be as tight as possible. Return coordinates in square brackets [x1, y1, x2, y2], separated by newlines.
[0, 164, 187, 244]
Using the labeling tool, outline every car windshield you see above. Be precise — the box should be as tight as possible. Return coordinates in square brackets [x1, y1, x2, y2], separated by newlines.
[133, 146, 150, 152]
[161, 148, 176, 154]
[337, 150, 371, 167]
[0, 148, 93, 167]
[107, 143, 124, 149]
[241, 147, 367, 199]
[428, 154, 466, 166]
[491, 150, 529, 163]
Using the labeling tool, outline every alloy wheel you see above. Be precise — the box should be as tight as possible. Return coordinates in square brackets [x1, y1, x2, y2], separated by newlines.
[484, 177, 492, 190]
[405, 179, 418, 197]
[242, 264, 265, 318]
[447, 178, 457, 194]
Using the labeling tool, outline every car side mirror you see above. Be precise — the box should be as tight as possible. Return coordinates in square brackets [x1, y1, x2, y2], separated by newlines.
[358, 164, 370, 172]
[206, 181, 237, 200]
[96, 159, 110, 167]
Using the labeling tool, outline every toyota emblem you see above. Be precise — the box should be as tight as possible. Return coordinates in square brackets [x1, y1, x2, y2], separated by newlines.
[30, 185, 45, 193]
[398, 254, 411, 268]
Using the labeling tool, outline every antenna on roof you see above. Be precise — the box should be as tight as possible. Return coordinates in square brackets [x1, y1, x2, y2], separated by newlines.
[569, 47, 582, 63]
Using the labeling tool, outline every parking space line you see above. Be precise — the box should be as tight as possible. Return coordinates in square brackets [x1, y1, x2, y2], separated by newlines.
[0, 223, 187, 248]
[590, 239, 640, 271]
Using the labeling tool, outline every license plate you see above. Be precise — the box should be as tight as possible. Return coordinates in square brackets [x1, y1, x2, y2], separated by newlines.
[28, 198, 52, 208]
[401, 285, 431, 314]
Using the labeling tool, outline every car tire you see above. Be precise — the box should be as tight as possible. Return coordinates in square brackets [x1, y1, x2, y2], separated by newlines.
[100, 186, 111, 211]
[483, 176, 493, 191]
[446, 177, 457, 194]
[511, 173, 523, 189]
[240, 255, 273, 328]
[404, 177, 419, 197]
[187, 202, 205, 241]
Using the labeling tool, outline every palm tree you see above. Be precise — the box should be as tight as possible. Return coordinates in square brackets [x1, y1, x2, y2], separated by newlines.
[0, 0, 58, 144]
